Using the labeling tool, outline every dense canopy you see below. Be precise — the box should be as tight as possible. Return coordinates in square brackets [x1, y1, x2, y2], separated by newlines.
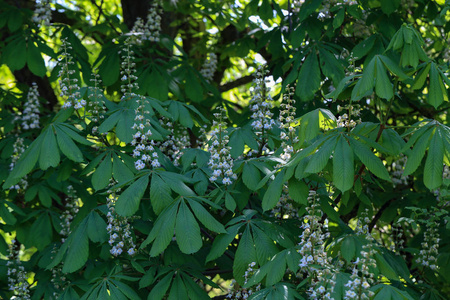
[0, 0, 450, 299]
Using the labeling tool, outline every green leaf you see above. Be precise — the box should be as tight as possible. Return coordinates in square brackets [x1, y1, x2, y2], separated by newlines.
[57, 124, 93, 145]
[176, 201, 202, 254]
[178, 103, 194, 129]
[319, 47, 344, 84]
[375, 58, 393, 100]
[116, 108, 136, 144]
[288, 178, 309, 205]
[158, 171, 196, 197]
[99, 111, 121, 133]
[182, 274, 211, 300]
[296, 52, 321, 101]
[39, 127, 60, 170]
[333, 136, 354, 192]
[403, 131, 432, 177]
[332, 9, 345, 30]
[265, 252, 287, 286]
[87, 211, 108, 243]
[262, 170, 285, 211]
[148, 273, 173, 300]
[352, 56, 376, 100]
[0, 202, 16, 225]
[252, 225, 278, 265]
[378, 55, 409, 81]
[380, 0, 400, 15]
[150, 174, 173, 215]
[112, 153, 134, 183]
[305, 135, 337, 173]
[63, 219, 89, 273]
[99, 49, 120, 86]
[412, 63, 431, 90]
[341, 236, 356, 263]
[3, 36, 26, 71]
[116, 174, 149, 217]
[206, 223, 242, 262]
[349, 137, 391, 181]
[243, 162, 261, 191]
[110, 280, 141, 300]
[145, 202, 179, 256]
[168, 274, 189, 300]
[27, 41, 46, 77]
[91, 154, 112, 191]
[233, 226, 257, 285]
[428, 63, 446, 108]
[187, 199, 226, 233]
[30, 213, 52, 250]
[225, 192, 236, 211]
[55, 127, 84, 162]
[185, 69, 203, 102]
[374, 253, 399, 281]
[139, 267, 156, 289]
[423, 130, 444, 189]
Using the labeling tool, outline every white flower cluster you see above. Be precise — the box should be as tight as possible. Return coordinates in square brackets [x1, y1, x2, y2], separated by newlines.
[131, 97, 160, 170]
[207, 106, 237, 185]
[297, 190, 336, 299]
[143, 1, 162, 42]
[344, 248, 376, 299]
[416, 220, 440, 270]
[271, 184, 298, 219]
[443, 165, 450, 180]
[119, 42, 139, 101]
[51, 185, 79, 297]
[58, 38, 84, 109]
[390, 156, 409, 187]
[336, 104, 361, 128]
[200, 53, 218, 82]
[87, 74, 106, 134]
[156, 117, 190, 166]
[318, 0, 357, 20]
[226, 262, 261, 299]
[249, 66, 276, 137]
[9, 137, 28, 191]
[32, 0, 51, 27]
[59, 185, 80, 242]
[279, 85, 298, 162]
[106, 180, 137, 257]
[7, 239, 31, 299]
[21, 83, 41, 130]
[344, 210, 376, 299]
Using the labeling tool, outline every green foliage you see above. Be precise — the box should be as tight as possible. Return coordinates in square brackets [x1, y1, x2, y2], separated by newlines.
[1, 0, 450, 299]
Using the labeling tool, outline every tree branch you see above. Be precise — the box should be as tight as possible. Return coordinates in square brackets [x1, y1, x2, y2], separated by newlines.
[219, 75, 253, 92]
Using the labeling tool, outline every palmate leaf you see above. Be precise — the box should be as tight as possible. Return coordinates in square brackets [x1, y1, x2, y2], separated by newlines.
[206, 223, 242, 262]
[147, 273, 174, 300]
[297, 108, 336, 143]
[39, 126, 60, 170]
[403, 129, 433, 177]
[175, 201, 202, 254]
[63, 218, 89, 273]
[262, 169, 285, 211]
[424, 129, 444, 190]
[187, 198, 226, 234]
[296, 51, 321, 101]
[115, 174, 150, 217]
[144, 201, 179, 256]
[304, 135, 338, 174]
[349, 136, 391, 181]
[333, 135, 354, 192]
[150, 173, 173, 215]
[91, 153, 112, 191]
[233, 225, 257, 285]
